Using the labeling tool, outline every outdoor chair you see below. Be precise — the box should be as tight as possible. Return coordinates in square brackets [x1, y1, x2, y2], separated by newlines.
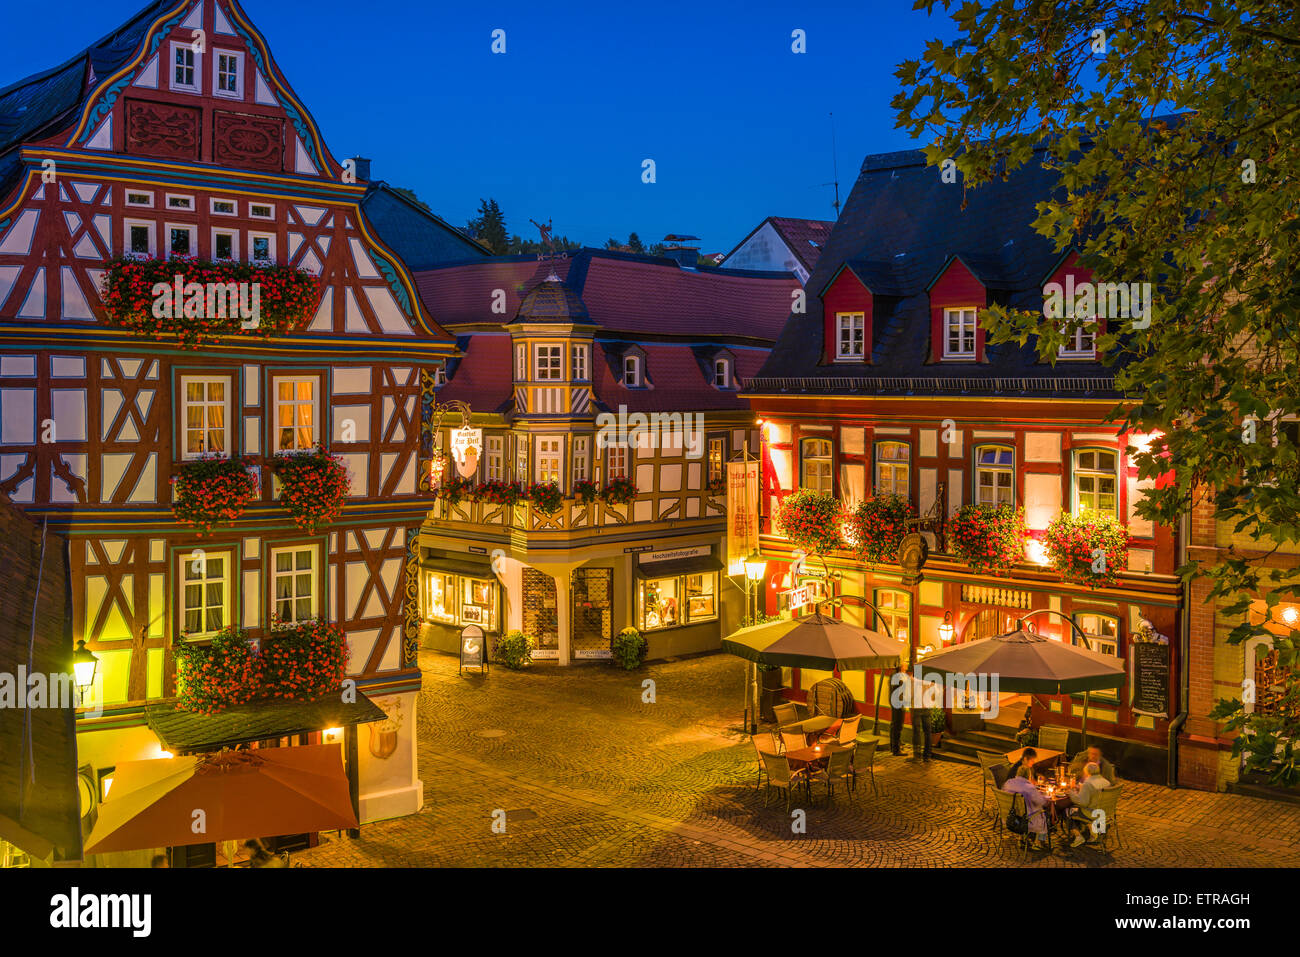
[978, 751, 1005, 817]
[850, 738, 879, 796]
[751, 735, 778, 791]
[991, 789, 1034, 860]
[1087, 784, 1123, 851]
[808, 747, 856, 803]
[781, 730, 808, 754]
[1037, 725, 1071, 753]
[990, 762, 1012, 791]
[837, 715, 862, 746]
[773, 702, 800, 728]
[763, 753, 807, 811]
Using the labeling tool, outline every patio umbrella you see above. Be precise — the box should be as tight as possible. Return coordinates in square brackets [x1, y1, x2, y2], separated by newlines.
[722, 613, 907, 732]
[84, 744, 358, 855]
[916, 621, 1126, 746]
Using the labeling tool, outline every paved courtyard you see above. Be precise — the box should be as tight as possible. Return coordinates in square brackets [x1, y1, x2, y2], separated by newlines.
[297, 652, 1300, 868]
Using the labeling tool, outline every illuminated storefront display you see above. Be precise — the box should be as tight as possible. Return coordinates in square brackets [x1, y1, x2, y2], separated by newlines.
[421, 558, 501, 632]
[634, 545, 721, 632]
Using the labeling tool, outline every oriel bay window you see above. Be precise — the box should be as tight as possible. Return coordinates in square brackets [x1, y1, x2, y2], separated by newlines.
[875, 441, 910, 498]
[800, 437, 833, 493]
[1073, 449, 1118, 516]
[536, 436, 562, 485]
[638, 572, 718, 631]
[974, 445, 1014, 505]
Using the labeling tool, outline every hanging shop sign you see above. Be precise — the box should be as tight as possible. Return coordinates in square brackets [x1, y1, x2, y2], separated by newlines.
[726, 459, 760, 570]
[451, 427, 483, 478]
[637, 545, 712, 564]
[1129, 641, 1170, 718]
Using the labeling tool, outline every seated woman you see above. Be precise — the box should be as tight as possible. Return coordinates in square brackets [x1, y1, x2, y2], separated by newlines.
[1002, 766, 1050, 850]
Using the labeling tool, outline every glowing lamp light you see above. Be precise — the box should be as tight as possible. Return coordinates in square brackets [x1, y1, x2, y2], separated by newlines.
[1282, 606, 1299, 627]
[72, 640, 99, 698]
[937, 612, 954, 644]
[323, 727, 344, 744]
[744, 551, 768, 582]
[158, 751, 173, 760]
[100, 775, 113, 799]
[1025, 539, 1049, 565]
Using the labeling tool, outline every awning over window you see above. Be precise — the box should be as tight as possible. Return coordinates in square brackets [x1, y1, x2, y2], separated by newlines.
[634, 553, 723, 579]
[145, 693, 389, 753]
[419, 550, 495, 579]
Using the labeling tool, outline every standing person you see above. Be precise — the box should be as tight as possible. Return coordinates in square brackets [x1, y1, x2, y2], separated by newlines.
[910, 701, 933, 761]
[888, 665, 906, 755]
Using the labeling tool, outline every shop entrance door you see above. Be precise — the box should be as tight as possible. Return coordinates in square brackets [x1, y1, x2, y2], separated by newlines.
[962, 608, 1021, 714]
[522, 567, 559, 657]
[571, 568, 613, 659]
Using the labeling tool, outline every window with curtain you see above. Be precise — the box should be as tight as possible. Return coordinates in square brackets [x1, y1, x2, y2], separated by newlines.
[272, 546, 318, 624]
[181, 551, 228, 638]
[875, 441, 910, 497]
[944, 307, 977, 357]
[800, 437, 833, 493]
[181, 376, 230, 459]
[1073, 449, 1118, 515]
[274, 378, 317, 452]
[974, 445, 1014, 505]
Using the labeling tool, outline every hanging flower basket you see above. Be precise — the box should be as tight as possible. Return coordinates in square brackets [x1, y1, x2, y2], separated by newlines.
[100, 257, 321, 349]
[774, 488, 844, 557]
[847, 494, 914, 564]
[572, 479, 599, 505]
[528, 482, 564, 515]
[259, 618, 350, 700]
[706, 476, 727, 495]
[1042, 511, 1130, 588]
[947, 503, 1027, 574]
[269, 446, 350, 533]
[171, 455, 258, 535]
[475, 480, 524, 507]
[601, 476, 637, 506]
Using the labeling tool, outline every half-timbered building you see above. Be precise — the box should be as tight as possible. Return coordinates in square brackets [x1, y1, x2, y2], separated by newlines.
[411, 249, 799, 663]
[0, 0, 485, 855]
[747, 145, 1184, 783]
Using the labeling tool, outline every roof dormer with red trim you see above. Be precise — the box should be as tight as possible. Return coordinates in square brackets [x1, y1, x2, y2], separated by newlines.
[926, 254, 993, 363]
[818, 261, 904, 365]
[1042, 250, 1103, 361]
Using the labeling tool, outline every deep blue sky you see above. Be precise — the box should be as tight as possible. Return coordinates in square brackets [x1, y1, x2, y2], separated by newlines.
[4, 0, 960, 253]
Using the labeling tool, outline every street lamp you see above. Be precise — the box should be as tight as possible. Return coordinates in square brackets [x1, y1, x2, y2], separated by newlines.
[72, 640, 98, 704]
[743, 551, 767, 622]
[938, 611, 955, 644]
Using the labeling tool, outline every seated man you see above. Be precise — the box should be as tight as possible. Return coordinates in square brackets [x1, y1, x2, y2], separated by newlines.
[1067, 762, 1113, 847]
[1007, 746, 1038, 779]
[1003, 766, 1050, 849]
[1014, 706, 1035, 747]
[1068, 745, 1117, 783]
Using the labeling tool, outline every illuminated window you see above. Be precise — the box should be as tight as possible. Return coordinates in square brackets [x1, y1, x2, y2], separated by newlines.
[974, 445, 1014, 505]
[875, 589, 910, 645]
[708, 437, 725, 485]
[180, 550, 229, 638]
[273, 377, 318, 452]
[800, 437, 833, 493]
[944, 307, 977, 358]
[1074, 611, 1121, 700]
[638, 572, 718, 631]
[425, 572, 456, 624]
[875, 441, 910, 498]
[606, 443, 628, 481]
[271, 546, 319, 624]
[180, 376, 231, 459]
[1073, 449, 1118, 516]
[535, 436, 562, 484]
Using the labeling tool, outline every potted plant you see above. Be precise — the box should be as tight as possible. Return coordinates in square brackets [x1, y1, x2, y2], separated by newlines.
[436, 476, 476, 505]
[601, 475, 637, 505]
[572, 479, 599, 505]
[493, 629, 534, 670]
[946, 503, 1027, 574]
[774, 488, 843, 556]
[1041, 510, 1130, 588]
[928, 706, 948, 747]
[706, 476, 726, 495]
[171, 455, 258, 535]
[527, 481, 564, 515]
[612, 626, 648, 670]
[269, 445, 350, 533]
[475, 480, 524, 508]
[847, 493, 914, 564]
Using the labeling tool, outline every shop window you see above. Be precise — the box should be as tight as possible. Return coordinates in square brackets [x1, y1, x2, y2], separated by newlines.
[459, 577, 498, 630]
[1073, 448, 1118, 516]
[800, 437, 833, 493]
[425, 570, 500, 631]
[875, 441, 910, 498]
[638, 572, 718, 631]
[425, 572, 457, 624]
[974, 445, 1014, 506]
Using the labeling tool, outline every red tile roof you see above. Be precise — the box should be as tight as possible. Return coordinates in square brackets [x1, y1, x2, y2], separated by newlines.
[767, 217, 835, 273]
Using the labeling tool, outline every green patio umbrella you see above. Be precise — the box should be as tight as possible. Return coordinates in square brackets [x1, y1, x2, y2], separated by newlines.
[722, 612, 907, 732]
[916, 620, 1126, 747]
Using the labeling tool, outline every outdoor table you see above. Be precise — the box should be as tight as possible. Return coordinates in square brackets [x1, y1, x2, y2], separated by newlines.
[1005, 747, 1063, 770]
[1034, 782, 1075, 834]
[783, 743, 845, 769]
[785, 716, 835, 734]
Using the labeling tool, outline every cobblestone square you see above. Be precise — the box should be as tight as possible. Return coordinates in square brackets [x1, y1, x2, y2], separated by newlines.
[297, 653, 1300, 868]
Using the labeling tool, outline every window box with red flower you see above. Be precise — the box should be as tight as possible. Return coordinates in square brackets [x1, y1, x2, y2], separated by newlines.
[572, 479, 599, 505]
[268, 445, 350, 533]
[706, 476, 726, 495]
[528, 481, 564, 515]
[1042, 510, 1130, 588]
[436, 476, 476, 506]
[171, 454, 258, 535]
[774, 488, 844, 557]
[846, 494, 914, 565]
[100, 256, 321, 350]
[601, 476, 637, 506]
[475, 480, 524, 507]
[946, 503, 1027, 574]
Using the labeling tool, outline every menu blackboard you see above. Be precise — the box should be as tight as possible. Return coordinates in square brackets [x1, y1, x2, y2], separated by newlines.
[1130, 642, 1169, 717]
[459, 624, 487, 676]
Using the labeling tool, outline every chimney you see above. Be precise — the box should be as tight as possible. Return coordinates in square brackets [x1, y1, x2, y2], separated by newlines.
[350, 156, 372, 182]
[660, 234, 701, 268]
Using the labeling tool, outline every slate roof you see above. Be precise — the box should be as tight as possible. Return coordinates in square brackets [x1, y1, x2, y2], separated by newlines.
[0, 0, 176, 202]
[360, 183, 489, 268]
[750, 143, 1122, 398]
[515, 277, 591, 324]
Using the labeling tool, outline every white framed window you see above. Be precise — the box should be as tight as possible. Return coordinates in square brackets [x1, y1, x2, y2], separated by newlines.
[123, 219, 155, 258]
[1073, 448, 1118, 516]
[800, 437, 833, 493]
[249, 202, 275, 220]
[943, 307, 977, 358]
[431, 363, 447, 387]
[1074, 611, 1121, 701]
[573, 435, 589, 483]
[708, 436, 725, 484]
[875, 589, 911, 645]
[125, 190, 154, 208]
[271, 545, 319, 624]
[211, 198, 237, 216]
[213, 49, 243, 98]
[513, 436, 528, 481]
[1059, 319, 1098, 358]
[875, 441, 910, 497]
[714, 358, 731, 388]
[974, 445, 1014, 506]
[249, 232, 275, 265]
[166, 194, 195, 211]
[571, 344, 588, 381]
[170, 41, 200, 93]
[167, 223, 197, 258]
[535, 344, 563, 380]
[606, 443, 628, 481]
[180, 549, 230, 638]
[180, 375, 232, 459]
[623, 354, 642, 387]
[212, 228, 238, 262]
[486, 436, 504, 481]
[536, 436, 562, 485]
[273, 376, 319, 452]
[515, 345, 527, 380]
[836, 312, 865, 360]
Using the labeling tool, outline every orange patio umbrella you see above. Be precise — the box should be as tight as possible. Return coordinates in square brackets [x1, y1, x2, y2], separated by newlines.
[84, 744, 358, 855]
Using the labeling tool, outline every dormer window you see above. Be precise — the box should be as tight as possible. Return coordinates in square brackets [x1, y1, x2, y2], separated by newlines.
[535, 344, 562, 380]
[836, 313, 865, 360]
[943, 308, 977, 358]
[1059, 319, 1097, 359]
[623, 355, 642, 387]
[170, 41, 200, 93]
[713, 358, 731, 389]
